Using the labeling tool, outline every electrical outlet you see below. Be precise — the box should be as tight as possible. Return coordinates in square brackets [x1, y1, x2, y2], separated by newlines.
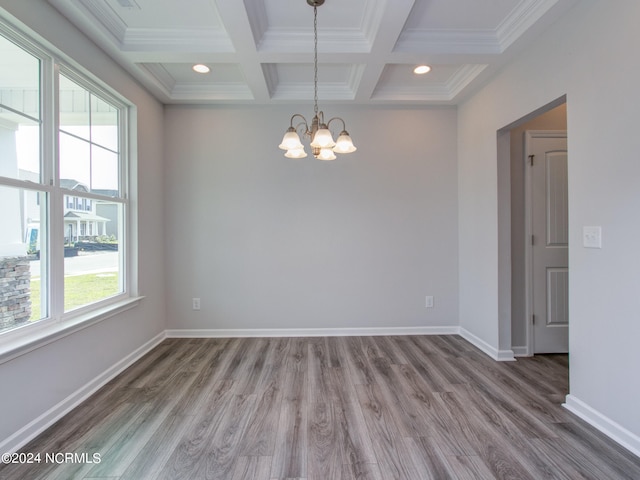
[192, 298, 201, 310]
[425, 296, 434, 308]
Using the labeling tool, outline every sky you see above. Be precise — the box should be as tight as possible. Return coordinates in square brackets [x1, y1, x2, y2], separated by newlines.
[16, 125, 119, 191]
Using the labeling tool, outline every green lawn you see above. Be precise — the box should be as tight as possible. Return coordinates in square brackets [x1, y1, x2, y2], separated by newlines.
[30, 273, 120, 320]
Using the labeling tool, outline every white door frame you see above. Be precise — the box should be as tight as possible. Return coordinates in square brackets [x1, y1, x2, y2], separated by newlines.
[524, 130, 568, 355]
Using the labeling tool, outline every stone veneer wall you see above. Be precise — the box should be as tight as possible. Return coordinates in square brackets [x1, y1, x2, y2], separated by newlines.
[0, 256, 32, 331]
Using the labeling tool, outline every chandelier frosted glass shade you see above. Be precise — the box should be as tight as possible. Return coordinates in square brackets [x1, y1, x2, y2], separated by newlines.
[317, 148, 337, 161]
[333, 131, 357, 153]
[279, 127, 304, 151]
[284, 148, 308, 159]
[309, 127, 336, 149]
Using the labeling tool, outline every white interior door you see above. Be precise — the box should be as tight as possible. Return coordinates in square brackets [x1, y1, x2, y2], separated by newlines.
[527, 131, 568, 353]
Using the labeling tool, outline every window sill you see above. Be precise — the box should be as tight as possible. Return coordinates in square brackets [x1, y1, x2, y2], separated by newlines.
[0, 296, 143, 366]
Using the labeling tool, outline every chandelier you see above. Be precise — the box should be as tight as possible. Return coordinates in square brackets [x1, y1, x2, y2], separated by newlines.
[278, 0, 357, 160]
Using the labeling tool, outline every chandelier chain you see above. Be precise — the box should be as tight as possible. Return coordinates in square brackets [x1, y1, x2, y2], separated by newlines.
[313, 5, 318, 116]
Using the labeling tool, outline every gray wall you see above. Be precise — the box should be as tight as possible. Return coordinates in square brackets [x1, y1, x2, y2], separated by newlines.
[458, 0, 640, 444]
[164, 106, 459, 332]
[0, 0, 166, 447]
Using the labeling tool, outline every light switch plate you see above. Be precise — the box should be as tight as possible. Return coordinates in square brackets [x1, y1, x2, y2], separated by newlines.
[583, 226, 602, 248]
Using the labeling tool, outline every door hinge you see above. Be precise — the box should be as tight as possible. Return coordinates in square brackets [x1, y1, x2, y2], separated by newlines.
[528, 154, 535, 166]
[531, 234, 535, 246]
[532, 314, 536, 325]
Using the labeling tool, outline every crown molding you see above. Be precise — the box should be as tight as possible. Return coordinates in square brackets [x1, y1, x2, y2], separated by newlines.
[122, 27, 233, 52]
[270, 82, 355, 102]
[73, 0, 233, 52]
[139, 63, 175, 94]
[395, 0, 564, 55]
[263, 63, 363, 101]
[255, 0, 385, 54]
[171, 83, 254, 101]
[258, 28, 371, 54]
[139, 63, 252, 101]
[496, 0, 562, 51]
[76, 0, 128, 47]
[261, 63, 279, 99]
[372, 64, 487, 102]
[243, 0, 269, 49]
[446, 64, 488, 98]
[395, 29, 501, 55]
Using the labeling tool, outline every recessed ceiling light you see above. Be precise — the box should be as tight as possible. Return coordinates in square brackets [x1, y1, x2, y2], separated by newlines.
[413, 65, 431, 75]
[192, 64, 210, 74]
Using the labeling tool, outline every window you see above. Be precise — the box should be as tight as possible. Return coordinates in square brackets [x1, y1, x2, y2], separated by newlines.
[0, 21, 132, 341]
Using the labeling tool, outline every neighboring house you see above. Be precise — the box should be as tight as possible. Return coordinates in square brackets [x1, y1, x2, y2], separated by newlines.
[92, 189, 119, 238]
[14, 173, 111, 252]
[18, 174, 114, 247]
[60, 179, 109, 243]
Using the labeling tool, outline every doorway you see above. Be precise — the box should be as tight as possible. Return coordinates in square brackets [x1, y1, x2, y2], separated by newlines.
[500, 98, 568, 357]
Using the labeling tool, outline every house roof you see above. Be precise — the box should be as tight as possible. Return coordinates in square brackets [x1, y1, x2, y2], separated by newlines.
[64, 211, 110, 222]
[60, 179, 89, 192]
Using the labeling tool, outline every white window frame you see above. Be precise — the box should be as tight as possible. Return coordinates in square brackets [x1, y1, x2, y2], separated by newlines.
[0, 15, 140, 363]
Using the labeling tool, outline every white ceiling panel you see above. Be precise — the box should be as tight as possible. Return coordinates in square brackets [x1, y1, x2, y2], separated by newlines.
[103, 0, 225, 29]
[372, 64, 488, 102]
[47, 0, 579, 105]
[265, 63, 363, 101]
[404, 0, 523, 30]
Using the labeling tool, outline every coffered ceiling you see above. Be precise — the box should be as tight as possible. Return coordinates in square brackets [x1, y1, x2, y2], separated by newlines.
[47, 0, 578, 105]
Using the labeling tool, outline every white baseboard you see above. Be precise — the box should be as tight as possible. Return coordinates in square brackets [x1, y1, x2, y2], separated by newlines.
[167, 327, 518, 362]
[511, 345, 530, 357]
[0, 331, 167, 455]
[459, 327, 515, 361]
[166, 325, 460, 338]
[563, 394, 640, 458]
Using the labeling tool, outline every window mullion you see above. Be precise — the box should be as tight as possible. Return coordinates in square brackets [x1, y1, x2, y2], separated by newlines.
[46, 63, 64, 320]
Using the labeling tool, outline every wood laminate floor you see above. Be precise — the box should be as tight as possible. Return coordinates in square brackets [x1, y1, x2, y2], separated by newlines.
[1, 335, 639, 479]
